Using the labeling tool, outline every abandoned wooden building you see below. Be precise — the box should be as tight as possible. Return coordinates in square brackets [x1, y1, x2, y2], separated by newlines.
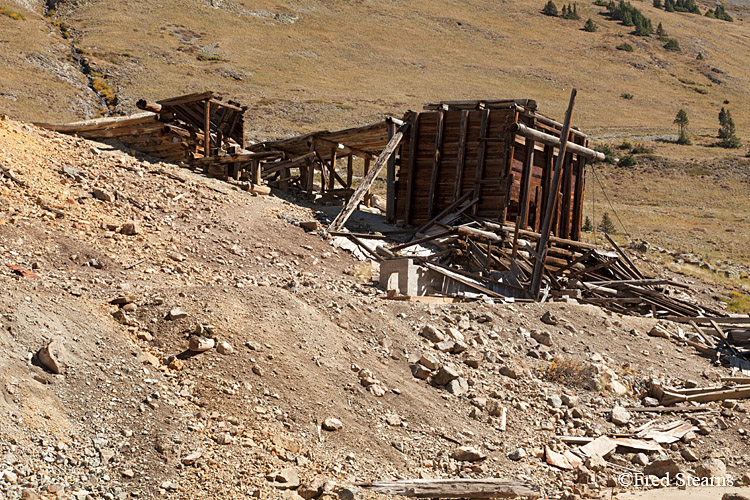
[389, 99, 603, 240]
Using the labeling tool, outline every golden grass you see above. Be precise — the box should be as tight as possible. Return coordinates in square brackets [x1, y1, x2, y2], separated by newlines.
[722, 291, 750, 314]
[0, 7, 25, 20]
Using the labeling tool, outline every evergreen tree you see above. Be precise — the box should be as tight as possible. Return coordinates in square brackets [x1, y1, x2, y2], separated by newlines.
[599, 212, 617, 234]
[674, 109, 691, 145]
[582, 216, 593, 232]
[696, 52, 704, 60]
[572, 3, 580, 18]
[718, 107, 741, 148]
[653, 0, 662, 8]
[664, 38, 681, 51]
[705, 8, 716, 18]
[543, 0, 559, 16]
[584, 18, 598, 31]
[665, 0, 675, 12]
[656, 22, 667, 39]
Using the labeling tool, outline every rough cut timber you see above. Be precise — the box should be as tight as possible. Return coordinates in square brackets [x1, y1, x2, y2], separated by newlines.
[389, 100, 601, 241]
[358, 478, 540, 499]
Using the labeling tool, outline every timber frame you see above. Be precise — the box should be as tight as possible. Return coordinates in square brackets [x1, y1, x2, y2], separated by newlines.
[388, 100, 603, 240]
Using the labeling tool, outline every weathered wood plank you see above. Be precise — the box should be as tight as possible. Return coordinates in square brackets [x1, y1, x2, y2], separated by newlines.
[358, 478, 539, 499]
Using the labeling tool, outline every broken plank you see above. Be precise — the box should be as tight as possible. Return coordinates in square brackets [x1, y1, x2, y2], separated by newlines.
[357, 478, 540, 499]
[328, 121, 409, 232]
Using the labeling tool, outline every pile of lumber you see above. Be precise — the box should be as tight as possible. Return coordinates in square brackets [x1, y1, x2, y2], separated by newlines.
[37, 112, 195, 164]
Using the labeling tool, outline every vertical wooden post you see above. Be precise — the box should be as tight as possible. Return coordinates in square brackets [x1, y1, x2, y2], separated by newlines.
[560, 152, 573, 239]
[427, 110, 445, 220]
[307, 140, 315, 197]
[385, 120, 397, 221]
[404, 111, 419, 225]
[364, 156, 373, 207]
[518, 137, 536, 230]
[328, 148, 337, 191]
[203, 99, 211, 157]
[571, 155, 586, 240]
[530, 89, 577, 299]
[346, 154, 353, 188]
[251, 160, 260, 185]
[472, 108, 491, 215]
[452, 110, 469, 202]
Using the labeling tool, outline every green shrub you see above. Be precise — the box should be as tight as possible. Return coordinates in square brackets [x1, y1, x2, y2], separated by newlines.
[593, 144, 615, 164]
[620, 92, 634, 99]
[617, 141, 633, 150]
[664, 38, 681, 51]
[616, 42, 634, 52]
[197, 53, 223, 61]
[583, 18, 597, 31]
[618, 154, 637, 167]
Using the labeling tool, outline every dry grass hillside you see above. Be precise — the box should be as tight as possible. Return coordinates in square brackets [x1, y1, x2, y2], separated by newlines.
[0, 0, 749, 145]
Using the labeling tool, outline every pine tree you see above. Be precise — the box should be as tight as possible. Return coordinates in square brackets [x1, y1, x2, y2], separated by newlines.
[584, 18, 598, 31]
[599, 212, 616, 234]
[665, 0, 675, 12]
[656, 22, 667, 40]
[543, 0, 559, 16]
[696, 52, 704, 60]
[718, 107, 741, 148]
[674, 109, 691, 145]
[582, 216, 593, 232]
[653, 0, 662, 8]
[664, 38, 681, 51]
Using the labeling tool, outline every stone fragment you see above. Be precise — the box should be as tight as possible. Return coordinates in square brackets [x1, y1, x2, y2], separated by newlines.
[420, 325, 444, 343]
[410, 364, 431, 379]
[446, 377, 468, 395]
[168, 308, 188, 320]
[610, 406, 631, 426]
[531, 330, 553, 346]
[644, 458, 681, 478]
[322, 418, 343, 431]
[541, 311, 559, 325]
[93, 187, 113, 202]
[648, 325, 670, 339]
[268, 468, 300, 490]
[452, 446, 485, 462]
[508, 448, 527, 461]
[181, 451, 202, 465]
[695, 458, 726, 479]
[120, 222, 139, 235]
[217, 341, 233, 355]
[681, 449, 699, 462]
[189, 336, 215, 352]
[500, 365, 519, 379]
[632, 453, 649, 466]
[432, 365, 460, 386]
[547, 394, 563, 409]
[37, 336, 68, 374]
[419, 353, 440, 370]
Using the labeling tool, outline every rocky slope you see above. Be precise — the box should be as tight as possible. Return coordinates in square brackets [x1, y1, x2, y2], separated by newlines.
[1, 117, 750, 500]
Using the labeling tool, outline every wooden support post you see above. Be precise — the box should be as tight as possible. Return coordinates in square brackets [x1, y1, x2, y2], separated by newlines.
[472, 108, 491, 215]
[203, 99, 211, 157]
[530, 89, 577, 300]
[452, 110, 469, 203]
[251, 160, 260, 185]
[364, 156, 373, 207]
[560, 152, 573, 239]
[385, 121, 397, 220]
[328, 148, 337, 191]
[307, 140, 315, 197]
[404, 112, 419, 225]
[346, 154, 353, 188]
[427, 110, 445, 220]
[571, 155, 586, 240]
[518, 136, 535, 230]
[328, 121, 410, 232]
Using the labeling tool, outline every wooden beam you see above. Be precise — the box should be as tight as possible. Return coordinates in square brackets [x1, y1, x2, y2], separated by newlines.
[328, 121, 410, 232]
[35, 113, 157, 133]
[385, 122, 397, 220]
[530, 89, 577, 299]
[404, 112, 419, 225]
[518, 137, 535, 230]
[452, 110, 470, 203]
[511, 123, 604, 160]
[427, 110, 445, 220]
[157, 91, 214, 107]
[472, 108, 491, 215]
[204, 99, 211, 156]
[357, 478, 540, 499]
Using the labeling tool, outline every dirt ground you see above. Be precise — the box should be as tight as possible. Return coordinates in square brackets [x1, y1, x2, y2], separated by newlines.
[1, 117, 750, 500]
